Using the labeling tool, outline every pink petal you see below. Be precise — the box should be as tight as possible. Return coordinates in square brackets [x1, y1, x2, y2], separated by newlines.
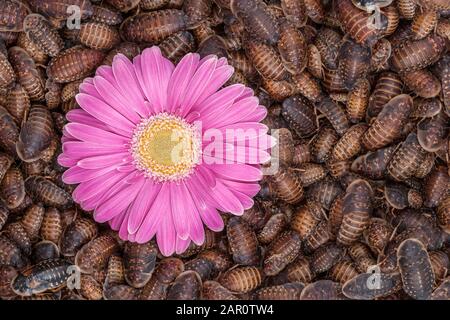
[231, 189, 254, 209]
[206, 96, 259, 129]
[76, 93, 135, 133]
[66, 109, 112, 132]
[57, 154, 77, 167]
[192, 65, 234, 109]
[118, 206, 133, 240]
[62, 141, 126, 159]
[241, 106, 268, 122]
[156, 203, 176, 257]
[166, 53, 200, 113]
[77, 152, 132, 169]
[170, 183, 190, 240]
[127, 179, 161, 234]
[207, 164, 262, 182]
[65, 123, 129, 145]
[135, 183, 170, 243]
[211, 180, 244, 215]
[94, 175, 145, 223]
[112, 54, 148, 118]
[194, 193, 224, 232]
[178, 57, 218, 117]
[175, 237, 191, 255]
[110, 213, 126, 231]
[135, 47, 174, 114]
[63, 165, 119, 184]
[195, 84, 245, 117]
[221, 180, 261, 198]
[93, 76, 141, 124]
[72, 170, 130, 203]
[96, 65, 116, 83]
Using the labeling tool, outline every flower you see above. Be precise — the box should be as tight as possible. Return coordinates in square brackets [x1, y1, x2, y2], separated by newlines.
[58, 46, 273, 256]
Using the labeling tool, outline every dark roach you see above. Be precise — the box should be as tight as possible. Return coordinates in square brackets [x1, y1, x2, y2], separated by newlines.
[16, 105, 54, 162]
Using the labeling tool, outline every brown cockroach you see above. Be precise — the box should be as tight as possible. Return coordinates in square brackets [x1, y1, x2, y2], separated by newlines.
[423, 165, 449, 208]
[397, 238, 435, 300]
[16, 105, 54, 162]
[278, 21, 307, 75]
[387, 132, 428, 182]
[337, 179, 373, 246]
[91, 4, 123, 26]
[79, 22, 121, 51]
[401, 69, 441, 99]
[219, 266, 263, 293]
[315, 97, 350, 136]
[245, 40, 288, 81]
[362, 94, 413, 151]
[281, 95, 318, 138]
[311, 127, 339, 164]
[292, 71, 324, 103]
[346, 79, 370, 123]
[337, 40, 371, 91]
[390, 35, 446, 73]
[332, 124, 368, 162]
[75, 234, 120, 274]
[226, 216, 260, 266]
[23, 14, 64, 57]
[159, 31, 195, 64]
[8, 46, 45, 101]
[0, 166, 25, 210]
[47, 46, 105, 83]
[264, 231, 302, 276]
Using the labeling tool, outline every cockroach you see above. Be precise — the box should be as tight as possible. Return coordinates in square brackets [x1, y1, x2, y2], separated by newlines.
[337, 179, 373, 246]
[47, 46, 105, 83]
[397, 0, 416, 19]
[16, 105, 53, 162]
[304, 0, 325, 23]
[79, 22, 121, 51]
[401, 69, 441, 99]
[231, 0, 280, 45]
[121, 9, 187, 43]
[25, 176, 72, 209]
[227, 216, 260, 266]
[105, 0, 140, 12]
[220, 266, 263, 293]
[4, 222, 32, 256]
[60, 217, 99, 257]
[32, 240, 60, 263]
[40, 207, 62, 244]
[256, 282, 304, 300]
[0, 51, 15, 88]
[91, 5, 123, 25]
[417, 112, 448, 152]
[397, 238, 435, 300]
[12, 259, 71, 296]
[278, 21, 307, 75]
[362, 94, 413, 150]
[184, 258, 213, 281]
[21, 203, 45, 242]
[411, 9, 439, 40]
[140, 0, 170, 11]
[291, 202, 324, 240]
[387, 132, 428, 182]
[79, 275, 103, 300]
[75, 234, 120, 274]
[16, 32, 48, 64]
[329, 260, 359, 285]
[293, 71, 324, 103]
[102, 42, 141, 66]
[336, 0, 386, 47]
[367, 72, 403, 118]
[413, 0, 450, 11]
[342, 272, 402, 300]
[0, 234, 28, 268]
[202, 281, 239, 300]
[262, 78, 295, 102]
[311, 127, 339, 163]
[27, 0, 93, 20]
[346, 79, 370, 123]
[300, 280, 345, 300]
[429, 251, 449, 284]
[23, 14, 64, 57]
[268, 167, 304, 204]
[423, 165, 449, 208]
[314, 27, 342, 70]
[310, 243, 344, 274]
[124, 241, 158, 288]
[332, 124, 368, 162]
[337, 40, 371, 91]
[44, 79, 61, 110]
[281, 95, 317, 138]
[264, 231, 302, 276]
[307, 44, 323, 79]
[8, 46, 45, 101]
[159, 31, 195, 64]
[296, 163, 327, 187]
[0, 166, 25, 209]
[307, 178, 343, 210]
[245, 40, 288, 81]
[303, 220, 332, 253]
[315, 97, 350, 136]
[390, 35, 446, 73]
[437, 195, 450, 233]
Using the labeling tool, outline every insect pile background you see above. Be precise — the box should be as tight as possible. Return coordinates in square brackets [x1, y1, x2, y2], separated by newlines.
[0, 0, 450, 300]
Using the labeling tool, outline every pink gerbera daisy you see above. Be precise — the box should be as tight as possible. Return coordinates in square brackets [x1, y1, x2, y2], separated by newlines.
[58, 46, 273, 256]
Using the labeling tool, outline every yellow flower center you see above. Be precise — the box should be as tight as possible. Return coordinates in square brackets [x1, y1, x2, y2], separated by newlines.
[132, 113, 200, 181]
